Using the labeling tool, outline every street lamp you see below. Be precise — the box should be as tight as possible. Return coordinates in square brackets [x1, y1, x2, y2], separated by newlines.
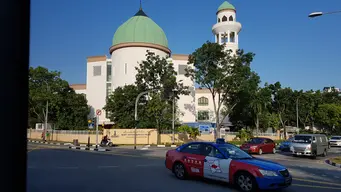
[134, 89, 158, 149]
[308, 10, 341, 18]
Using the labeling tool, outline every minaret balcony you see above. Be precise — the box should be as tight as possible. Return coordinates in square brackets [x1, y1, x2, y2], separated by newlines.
[212, 21, 242, 34]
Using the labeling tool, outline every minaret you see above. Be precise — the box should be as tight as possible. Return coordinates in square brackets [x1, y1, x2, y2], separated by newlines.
[212, 1, 242, 53]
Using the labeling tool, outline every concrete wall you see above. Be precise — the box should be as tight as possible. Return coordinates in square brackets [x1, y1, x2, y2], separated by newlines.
[27, 129, 280, 145]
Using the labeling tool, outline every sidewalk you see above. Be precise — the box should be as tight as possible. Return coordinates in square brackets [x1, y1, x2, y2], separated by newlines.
[28, 139, 110, 152]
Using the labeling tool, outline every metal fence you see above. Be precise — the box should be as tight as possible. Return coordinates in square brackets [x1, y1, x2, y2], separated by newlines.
[28, 129, 103, 135]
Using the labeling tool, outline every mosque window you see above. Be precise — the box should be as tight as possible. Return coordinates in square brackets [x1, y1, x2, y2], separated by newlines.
[218, 18, 221, 23]
[198, 97, 209, 106]
[178, 65, 187, 75]
[93, 66, 101, 76]
[124, 63, 127, 74]
[222, 16, 227, 22]
[221, 33, 228, 43]
[229, 16, 233, 21]
[197, 110, 209, 121]
[230, 32, 235, 43]
[107, 64, 112, 82]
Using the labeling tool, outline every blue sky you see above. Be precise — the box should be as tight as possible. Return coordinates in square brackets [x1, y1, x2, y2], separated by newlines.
[30, 0, 341, 91]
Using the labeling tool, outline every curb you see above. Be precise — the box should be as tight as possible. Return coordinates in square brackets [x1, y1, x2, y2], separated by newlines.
[68, 146, 110, 152]
[28, 140, 71, 146]
[325, 159, 341, 168]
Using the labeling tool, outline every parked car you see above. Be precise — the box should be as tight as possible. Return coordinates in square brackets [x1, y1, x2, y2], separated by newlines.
[240, 137, 276, 155]
[329, 136, 341, 147]
[279, 137, 294, 152]
[290, 134, 329, 159]
[165, 140, 292, 192]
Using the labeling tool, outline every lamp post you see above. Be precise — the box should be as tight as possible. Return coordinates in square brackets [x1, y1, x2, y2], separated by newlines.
[308, 10, 341, 18]
[134, 89, 158, 149]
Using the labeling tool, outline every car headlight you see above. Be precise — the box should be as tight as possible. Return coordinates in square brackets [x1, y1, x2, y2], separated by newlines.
[259, 169, 279, 177]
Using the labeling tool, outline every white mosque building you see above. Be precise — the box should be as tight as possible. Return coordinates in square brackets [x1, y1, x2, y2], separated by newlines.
[70, 1, 241, 132]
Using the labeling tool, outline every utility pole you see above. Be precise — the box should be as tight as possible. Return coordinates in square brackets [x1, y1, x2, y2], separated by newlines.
[172, 91, 175, 144]
[296, 98, 299, 130]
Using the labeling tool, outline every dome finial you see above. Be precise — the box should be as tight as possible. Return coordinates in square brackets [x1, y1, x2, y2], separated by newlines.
[139, 0, 142, 10]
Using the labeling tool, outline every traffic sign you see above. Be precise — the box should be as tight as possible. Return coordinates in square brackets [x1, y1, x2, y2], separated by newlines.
[88, 123, 94, 129]
[96, 109, 102, 116]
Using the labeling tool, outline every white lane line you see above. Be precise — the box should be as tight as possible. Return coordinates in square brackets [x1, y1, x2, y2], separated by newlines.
[98, 165, 119, 168]
[56, 166, 79, 169]
[334, 176, 340, 179]
[322, 174, 327, 177]
[135, 164, 161, 167]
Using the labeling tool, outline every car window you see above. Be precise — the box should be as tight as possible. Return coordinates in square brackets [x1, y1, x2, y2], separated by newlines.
[265, 139, 273, 143]
[201, 144, 222, 157]
[218, 144, 253, 159]
[180, 143, 202, 155]
[248, 138, 263, 144]
[331, 136, 341, 140]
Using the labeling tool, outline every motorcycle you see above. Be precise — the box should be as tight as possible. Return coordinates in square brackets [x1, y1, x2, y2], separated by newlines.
[100, 138, 113, 147]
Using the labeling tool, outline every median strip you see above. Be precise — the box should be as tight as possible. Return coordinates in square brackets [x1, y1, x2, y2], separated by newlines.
[68, 146, 110, 152]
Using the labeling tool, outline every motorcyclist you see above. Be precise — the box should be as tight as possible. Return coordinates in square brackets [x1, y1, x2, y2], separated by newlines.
[102, 135, 108, 144]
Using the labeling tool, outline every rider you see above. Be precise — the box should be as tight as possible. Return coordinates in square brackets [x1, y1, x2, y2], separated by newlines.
[102, 135, 108, 144]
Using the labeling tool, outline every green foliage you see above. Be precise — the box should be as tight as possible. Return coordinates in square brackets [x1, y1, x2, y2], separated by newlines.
[133, 51, 190, 138]
[186, 41, 260, 138]
[177, 124, 200, 140]
[314, 103, 341, 134]
[235, 128, 253, 142]
[29, 66, 90, 130]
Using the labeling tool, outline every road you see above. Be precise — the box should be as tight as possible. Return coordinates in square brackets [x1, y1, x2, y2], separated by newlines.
[27, 143, 341, 192]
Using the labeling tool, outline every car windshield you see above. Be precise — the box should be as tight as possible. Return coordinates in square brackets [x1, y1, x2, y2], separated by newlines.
[331, 136, 341, 140]
[293, 136, 312, 143]
[218, 144, 253, 159]
[247, 138, 263, 144]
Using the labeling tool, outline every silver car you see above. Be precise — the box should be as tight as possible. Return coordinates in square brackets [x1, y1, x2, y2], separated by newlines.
[290, 134, 328, 159]
[329, 136, 341, 147]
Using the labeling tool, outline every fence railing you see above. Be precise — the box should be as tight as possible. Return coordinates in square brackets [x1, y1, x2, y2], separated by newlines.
[27, 129, 103, 135]
[226, 132, 278, 136]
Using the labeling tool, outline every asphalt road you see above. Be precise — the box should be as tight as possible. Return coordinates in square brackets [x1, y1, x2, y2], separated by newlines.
[27, 143, 341, 192]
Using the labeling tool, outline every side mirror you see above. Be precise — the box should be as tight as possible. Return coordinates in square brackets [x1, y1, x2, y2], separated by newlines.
[215, 153, 224, 159]
[312, 140, 317, 143]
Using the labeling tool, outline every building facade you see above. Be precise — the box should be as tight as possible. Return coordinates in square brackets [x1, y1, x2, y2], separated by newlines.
[70, 1, 241, 129]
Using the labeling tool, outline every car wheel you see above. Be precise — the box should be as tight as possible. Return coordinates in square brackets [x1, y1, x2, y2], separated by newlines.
[258, 148, 262, 155]
[311, 152, 317, 159]
[173, 162, 187, 180]
[108, 142, 113, 147]
[322, 149, 327, 157]
[235, 172, 257, 192]
[272, 148, 276, 154]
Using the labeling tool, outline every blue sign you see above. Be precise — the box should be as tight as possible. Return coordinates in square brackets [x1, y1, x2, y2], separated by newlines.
[88, 123, 94, 129]
[199, 125, 211, 134]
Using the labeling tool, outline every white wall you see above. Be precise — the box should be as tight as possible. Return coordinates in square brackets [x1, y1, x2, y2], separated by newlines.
[74, 89, 86, 95]
[195, 89, 223, 124]
[172, 58, 196, 123]
[111, 47, 169, 90]
[86, 60, 109, 123]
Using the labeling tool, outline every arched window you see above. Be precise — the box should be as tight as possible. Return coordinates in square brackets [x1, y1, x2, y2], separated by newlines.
[198, 97, 209, 106]
[222, 16, 227, 22]
[218, 18, 221, 23]
[229, 16, 233, 21]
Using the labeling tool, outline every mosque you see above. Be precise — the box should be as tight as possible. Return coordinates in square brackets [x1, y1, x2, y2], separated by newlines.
[70, 1, 242, 134]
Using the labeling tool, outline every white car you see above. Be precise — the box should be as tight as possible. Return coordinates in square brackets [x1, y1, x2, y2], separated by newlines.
[329, 136, 341, 147]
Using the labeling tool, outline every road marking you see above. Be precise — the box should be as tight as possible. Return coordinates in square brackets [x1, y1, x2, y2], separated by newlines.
[334, 176, 340, 179]
[135, 164, 161, 167]
[293, 184, 341, 190]
[294, 178, 341, 186]
[56, 166, 79, 169]
[98, 166, 119, 168]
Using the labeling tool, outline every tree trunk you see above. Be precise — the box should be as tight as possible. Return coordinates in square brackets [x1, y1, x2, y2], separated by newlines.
[278, 113, 287, 140]
[215, 111, 220, 140]
[256, 114, 259, 137]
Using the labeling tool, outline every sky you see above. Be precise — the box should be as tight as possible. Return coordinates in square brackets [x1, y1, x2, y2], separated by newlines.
[30, 0, 341, 91]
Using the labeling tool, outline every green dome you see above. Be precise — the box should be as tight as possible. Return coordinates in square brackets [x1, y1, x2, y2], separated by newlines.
[112, 9, 168, 48]
[217, 1, 236, 12]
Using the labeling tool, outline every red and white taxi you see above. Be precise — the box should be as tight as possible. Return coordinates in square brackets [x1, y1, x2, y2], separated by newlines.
[165, 140, 292, 192]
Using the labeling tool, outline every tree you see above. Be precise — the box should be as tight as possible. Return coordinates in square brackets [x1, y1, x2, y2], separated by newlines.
[104, 85, 154, 128]
[135, 51, 189, 143]
[177, 124, 200, 140]
[314, 103, 341, 134]
[29, 66, 90, 130]
[186, 41, 259, 138]
[269, 82, 294, 139]
[249, 85, 272, 135]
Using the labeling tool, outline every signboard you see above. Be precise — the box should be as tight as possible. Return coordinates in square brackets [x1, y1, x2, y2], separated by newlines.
[88, 123, 94, 129]
[96, 109, 102, 116]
